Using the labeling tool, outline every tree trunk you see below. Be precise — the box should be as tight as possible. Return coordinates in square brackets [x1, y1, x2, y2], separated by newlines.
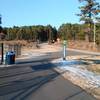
[85, 32, 91, 42]
[97, 44, 100, 51]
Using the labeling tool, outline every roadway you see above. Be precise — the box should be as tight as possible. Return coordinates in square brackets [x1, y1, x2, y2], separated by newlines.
[16, 49, 97, 64]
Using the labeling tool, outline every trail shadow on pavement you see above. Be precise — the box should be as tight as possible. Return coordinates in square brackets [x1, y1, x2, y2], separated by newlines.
[0, 62, 60, 100]
[0, 60, 96, 100]
[80, 59, 100, 64]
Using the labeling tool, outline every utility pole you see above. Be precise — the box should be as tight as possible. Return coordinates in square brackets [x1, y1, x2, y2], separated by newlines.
[0, 15, 1, 24]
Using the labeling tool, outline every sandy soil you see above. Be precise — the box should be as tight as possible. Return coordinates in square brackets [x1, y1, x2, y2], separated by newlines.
[17, 43, 62, 59]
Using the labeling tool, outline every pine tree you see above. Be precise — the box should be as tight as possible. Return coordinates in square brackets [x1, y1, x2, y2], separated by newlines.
[77, 0, 100, 42]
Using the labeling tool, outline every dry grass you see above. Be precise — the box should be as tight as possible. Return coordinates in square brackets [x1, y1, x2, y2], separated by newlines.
[68, 40, 100, 52]
[87, 65, 100, 74]
[1, 40, 100, 52]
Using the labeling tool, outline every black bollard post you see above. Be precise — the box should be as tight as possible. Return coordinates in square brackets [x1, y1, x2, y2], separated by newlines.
[1, 43, 4, 64]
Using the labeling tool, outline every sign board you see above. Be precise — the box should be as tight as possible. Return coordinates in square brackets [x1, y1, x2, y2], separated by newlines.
[63, 40, 67, 46]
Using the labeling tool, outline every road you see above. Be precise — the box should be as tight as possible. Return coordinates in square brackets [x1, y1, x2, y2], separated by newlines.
[0, 61, 96, 100]
[16, 49, 96, 64]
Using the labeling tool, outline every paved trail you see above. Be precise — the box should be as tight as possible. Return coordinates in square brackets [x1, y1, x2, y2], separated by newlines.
[0, 61, 96, 100]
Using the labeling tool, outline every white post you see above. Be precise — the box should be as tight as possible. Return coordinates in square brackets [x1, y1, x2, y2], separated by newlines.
[63, 45, 66, 60]
[63, 40, 67, 60]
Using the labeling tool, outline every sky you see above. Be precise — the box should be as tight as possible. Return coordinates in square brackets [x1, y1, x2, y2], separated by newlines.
[0, 0, 99, 28]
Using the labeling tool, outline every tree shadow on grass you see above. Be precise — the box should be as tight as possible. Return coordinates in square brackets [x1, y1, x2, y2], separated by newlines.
[80, 59, 100, 64]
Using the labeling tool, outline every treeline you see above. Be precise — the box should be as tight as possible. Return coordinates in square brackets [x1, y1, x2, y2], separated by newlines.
[58, 23, 100, 41]
[4, 23, 100, 44]
[5, 25, 57, 43]
[58, 23, 100, 45]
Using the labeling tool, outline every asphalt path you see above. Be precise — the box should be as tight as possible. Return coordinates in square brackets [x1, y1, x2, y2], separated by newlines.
[0, 61, 96, 100]
[0, 49, 98, 100]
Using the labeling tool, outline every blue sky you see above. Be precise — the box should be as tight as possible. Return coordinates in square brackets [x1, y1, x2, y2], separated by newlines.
[0, 0, 99, 28]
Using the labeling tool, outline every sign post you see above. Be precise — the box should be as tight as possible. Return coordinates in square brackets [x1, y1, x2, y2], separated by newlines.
[0, 15, 6, 64]
[63, 40, 67, 60]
